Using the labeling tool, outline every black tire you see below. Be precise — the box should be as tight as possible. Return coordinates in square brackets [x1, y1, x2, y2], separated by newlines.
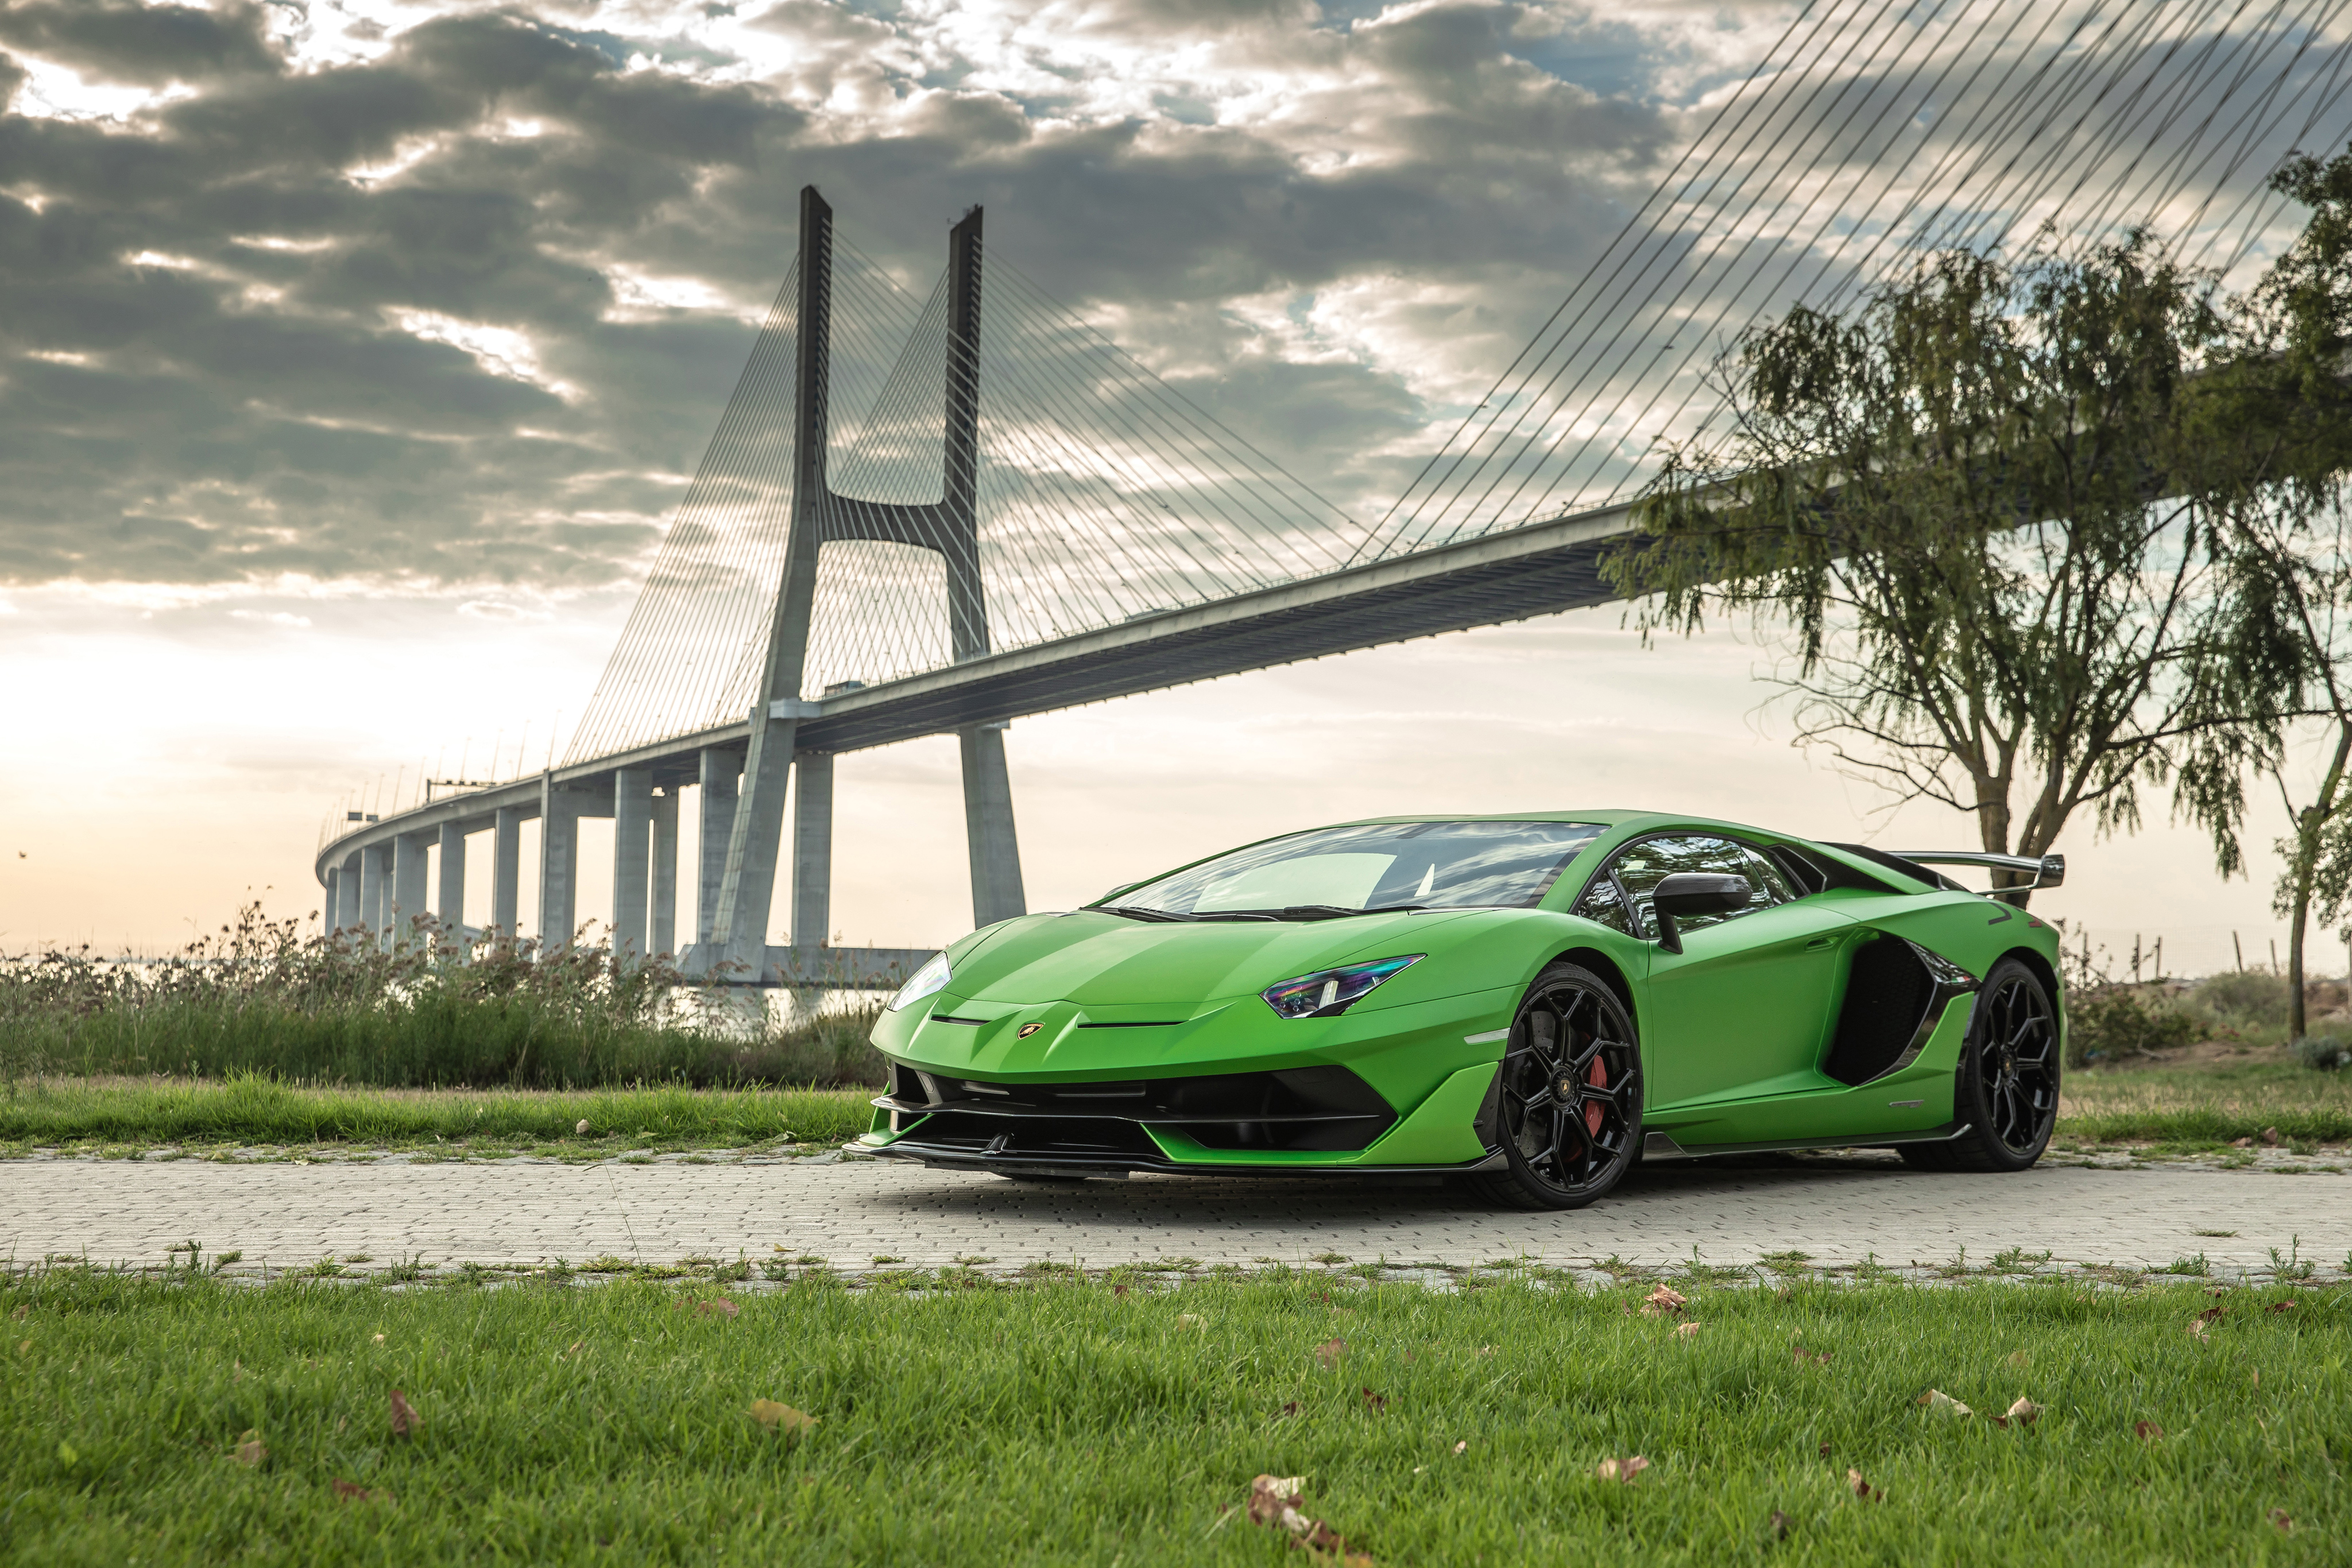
[1463, 962, 1643, 1211]
[1901, 957, 2060, 1173]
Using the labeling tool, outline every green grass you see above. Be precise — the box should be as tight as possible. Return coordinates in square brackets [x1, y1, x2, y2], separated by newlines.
[1, 1270, 2342, 1565]
[0, 1076, 875, 1154]
[2058, 1060, 2352, 1145]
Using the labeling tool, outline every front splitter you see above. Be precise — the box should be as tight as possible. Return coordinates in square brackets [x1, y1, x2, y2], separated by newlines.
[868, 1137, 1508, 1180]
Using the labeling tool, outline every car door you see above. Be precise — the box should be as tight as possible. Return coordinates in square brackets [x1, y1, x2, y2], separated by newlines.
[1577, 834, 1855, 1110]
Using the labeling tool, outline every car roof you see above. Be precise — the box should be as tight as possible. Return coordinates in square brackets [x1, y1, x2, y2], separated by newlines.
[1328, 810, 1771, 836]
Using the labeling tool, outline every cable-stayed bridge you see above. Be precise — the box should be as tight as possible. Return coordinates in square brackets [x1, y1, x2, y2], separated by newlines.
[313, 0, 2352, 984]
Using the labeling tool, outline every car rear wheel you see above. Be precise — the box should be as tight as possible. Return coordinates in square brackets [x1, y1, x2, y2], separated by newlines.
[1898, 957, 2059, 1173]
[1463, 962, 1643, 1211]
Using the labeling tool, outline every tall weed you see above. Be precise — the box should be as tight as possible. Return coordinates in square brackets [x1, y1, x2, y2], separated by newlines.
[0, 905, 887, 1089]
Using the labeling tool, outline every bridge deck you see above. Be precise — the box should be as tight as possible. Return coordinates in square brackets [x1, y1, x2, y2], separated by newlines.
[315, 502, 1634, 877]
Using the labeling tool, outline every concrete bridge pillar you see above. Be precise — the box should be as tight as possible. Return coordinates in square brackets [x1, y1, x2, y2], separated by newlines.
[492, 806, 523, 941]
[357, 842, 385, 941]
[392, 833, 428, 948]
[437, 821, 466, 947]
[323, 865, 341, 935]
[697, 746, 739, 946]
[336, 852, 361, 933]
[792, 750, 833, 947]
[613, 766, 652, 963]
[960, 723, 1025, 926]
[651, 788, 679, 959]
[539, 775, 581, 951]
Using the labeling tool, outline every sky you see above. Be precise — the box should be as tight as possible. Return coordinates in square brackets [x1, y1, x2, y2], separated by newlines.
[0, 0, 2335, 977]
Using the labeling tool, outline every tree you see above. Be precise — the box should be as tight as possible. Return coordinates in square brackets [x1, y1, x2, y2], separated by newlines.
[2201, 148, 2352, 1037]
[1608, 237, 2271, 904]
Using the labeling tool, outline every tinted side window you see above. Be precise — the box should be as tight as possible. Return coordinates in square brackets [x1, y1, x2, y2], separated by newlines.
[1604, 835, 1778, 939]
[1575, 874, 1635, 935]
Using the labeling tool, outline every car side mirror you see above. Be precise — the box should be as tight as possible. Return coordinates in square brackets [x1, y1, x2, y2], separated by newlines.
[1650, 873, 1750, 954]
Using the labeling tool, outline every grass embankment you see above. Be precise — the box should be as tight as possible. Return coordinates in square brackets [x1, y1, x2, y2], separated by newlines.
[1, 1270, 2342, 1565]
[0, 1077, 876, 1155]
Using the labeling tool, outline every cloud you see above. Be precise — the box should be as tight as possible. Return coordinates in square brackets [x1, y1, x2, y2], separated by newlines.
[0, 1, 278, 87]
[0, 0, 1769, 599]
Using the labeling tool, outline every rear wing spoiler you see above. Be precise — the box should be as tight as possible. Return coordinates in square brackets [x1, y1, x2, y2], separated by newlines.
[1891, 850, 2065, 892]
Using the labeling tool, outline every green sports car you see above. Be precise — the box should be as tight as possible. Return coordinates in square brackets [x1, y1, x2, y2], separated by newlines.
[858, 812, 2066, 1209]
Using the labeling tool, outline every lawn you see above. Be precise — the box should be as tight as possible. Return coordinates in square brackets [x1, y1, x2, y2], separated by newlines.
[0, 1268, 2341, 1565]
[0, 1075, 876, 1156]
[2057, 1059, 2352, 1146]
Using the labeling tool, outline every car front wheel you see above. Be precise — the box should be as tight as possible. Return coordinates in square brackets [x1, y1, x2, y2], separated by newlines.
[1463, 961, 1643, 1211]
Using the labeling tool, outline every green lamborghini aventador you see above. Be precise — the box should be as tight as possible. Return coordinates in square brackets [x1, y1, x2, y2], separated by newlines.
[858, 812, 2066, 1209]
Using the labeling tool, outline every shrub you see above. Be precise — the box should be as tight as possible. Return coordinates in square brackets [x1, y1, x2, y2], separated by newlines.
[2185, 969, 2292, 1029]
[2064, 984, 2200, 1067]
[2291, 1029, 2352, 1071]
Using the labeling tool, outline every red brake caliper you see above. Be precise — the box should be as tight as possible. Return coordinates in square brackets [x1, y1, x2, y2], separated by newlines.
[1584, 1055, 1608, 1137]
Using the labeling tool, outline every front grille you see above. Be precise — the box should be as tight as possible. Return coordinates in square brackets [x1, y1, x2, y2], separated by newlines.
[883, 1062, 1396, 1154]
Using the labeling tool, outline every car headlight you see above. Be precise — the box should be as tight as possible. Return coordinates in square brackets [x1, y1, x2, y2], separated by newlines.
[888, 952, 953, 1013]
[1262, 955, 1422, 1020]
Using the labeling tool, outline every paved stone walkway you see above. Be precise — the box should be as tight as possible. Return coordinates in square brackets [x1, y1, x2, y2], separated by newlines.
[3, 1154, 2346, 1276]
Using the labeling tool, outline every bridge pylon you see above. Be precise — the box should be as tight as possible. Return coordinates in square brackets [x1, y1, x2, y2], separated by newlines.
[689, 186, 1024, 979]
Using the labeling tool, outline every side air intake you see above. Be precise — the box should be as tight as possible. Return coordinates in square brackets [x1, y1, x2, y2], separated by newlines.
[1825, 936, 1936, 1086]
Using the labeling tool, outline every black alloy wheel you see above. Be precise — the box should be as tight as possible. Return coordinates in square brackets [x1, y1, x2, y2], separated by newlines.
[1464, 961, 1643, 1210]
[1900, 956, 2060, 1173]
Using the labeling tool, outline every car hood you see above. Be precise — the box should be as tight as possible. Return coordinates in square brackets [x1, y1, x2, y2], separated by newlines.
[949, 909, 1468, 1012]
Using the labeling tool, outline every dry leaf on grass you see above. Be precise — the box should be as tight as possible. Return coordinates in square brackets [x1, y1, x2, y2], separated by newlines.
[389, 1389, 421, 1439]
[1276, 1401, 1301, 1420]
[2272, 1508, 2295, 1532]
[1918, 1389, 1972, 1418]
[7, 1305, 25, 1321]
[561, 1340, 584, 1360]
[2005, 1348, 2030, 1369]
[1453, 1440, 1468, 1455]
[2188, 1318, 2211, 1341]
[690, 1298, 740, 1319]
[2135, 1421, 2164, 1442]
[1594, 1455, 1649, 1484]
[2261, 1126, 2281, 1145]
[233, 1431, 266, 1468]
[2268, 1300, 2296, 1314]
[1847, 1469, 1882, 1502]
[749, 1399, 818, 1437]
[1244, 1474, 1373, 1563]
[1360, 1387, 1387, 1413]
[1767, 1510, 1792, 1541]
[2231, 1137, 2253, 1148]
[1640, 1285, 1688, 1318]
[575, 1119, 591, 1135]
[1673, 1322, 1702, 1340]
[1793, 1349, 1832, 1368]
[331, 1479, 372, 1500]
[1818, 1442, 1832, 1458]
[1113, 1284, 1127, 1298]
[2001, 1397, 2041, 1427]
[1313, 1337, 1348, 1369]
[1178, 1314, 1206, 1331]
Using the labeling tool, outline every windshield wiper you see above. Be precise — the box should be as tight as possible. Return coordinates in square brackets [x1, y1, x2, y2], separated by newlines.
[1096, 904, 1192, 923]
[1277, 903, 1428, 920]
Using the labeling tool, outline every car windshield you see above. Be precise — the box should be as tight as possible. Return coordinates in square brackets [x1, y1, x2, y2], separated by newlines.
[1103, 820, 1606, 919]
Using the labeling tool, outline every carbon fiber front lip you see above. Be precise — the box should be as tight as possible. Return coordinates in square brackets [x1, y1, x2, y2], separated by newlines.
[869, 1137, 1509, 1179]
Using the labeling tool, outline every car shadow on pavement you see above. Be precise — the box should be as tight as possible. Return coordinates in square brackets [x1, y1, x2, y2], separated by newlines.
[864, 1149, 1925, 1222]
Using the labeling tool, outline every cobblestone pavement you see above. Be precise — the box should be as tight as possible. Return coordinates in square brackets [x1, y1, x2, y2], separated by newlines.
[4, 1153, 2347, 1278]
